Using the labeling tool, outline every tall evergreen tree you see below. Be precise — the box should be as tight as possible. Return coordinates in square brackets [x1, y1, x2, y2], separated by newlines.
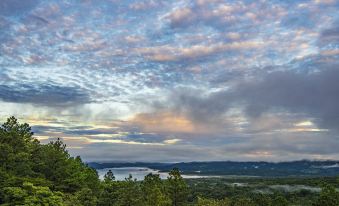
[98, 170, 120, 206]
[104, 170, 115, 182]
[116, 174, 143, 206]
[166, 168, 189, 206]
[142, 173, 171, 206]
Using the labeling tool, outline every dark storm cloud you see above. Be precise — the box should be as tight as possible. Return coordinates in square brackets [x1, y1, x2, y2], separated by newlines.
[221, 132, 339, 157]
[170, 87, 232, 124]
[237, 67, 339, 129]
[124, 133, 169, 143]
[31, 125, 65, 134]
[0, 83, 91, 106]
[31, 125, 115, 136]
[76, 143, 218, 163]
[170, 63, 339, 130]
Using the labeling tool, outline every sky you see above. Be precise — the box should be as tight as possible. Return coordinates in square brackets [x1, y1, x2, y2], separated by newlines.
[0, 0, 339, 162]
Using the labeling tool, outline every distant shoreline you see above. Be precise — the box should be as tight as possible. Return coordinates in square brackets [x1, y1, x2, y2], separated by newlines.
[89, 160, 339, 178]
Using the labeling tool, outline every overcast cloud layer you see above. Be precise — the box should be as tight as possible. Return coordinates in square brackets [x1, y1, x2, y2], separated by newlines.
[1, 0, 339, 162]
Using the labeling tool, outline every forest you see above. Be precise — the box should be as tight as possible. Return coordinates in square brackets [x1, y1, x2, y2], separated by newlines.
[0, 117, 338, 206]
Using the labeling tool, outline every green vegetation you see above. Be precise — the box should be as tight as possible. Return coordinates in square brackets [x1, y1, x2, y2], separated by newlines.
[0, 117, 338, 205]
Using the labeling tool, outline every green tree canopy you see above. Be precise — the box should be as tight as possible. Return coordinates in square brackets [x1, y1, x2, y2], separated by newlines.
[142, 173, 171, 206]
[166, 168, 189, 206]
[313, 184, 339, 206]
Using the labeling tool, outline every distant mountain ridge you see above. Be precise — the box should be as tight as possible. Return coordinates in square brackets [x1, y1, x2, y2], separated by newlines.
[88, 160, 339, 177]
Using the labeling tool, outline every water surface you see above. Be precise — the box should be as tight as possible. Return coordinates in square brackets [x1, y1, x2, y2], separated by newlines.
[96, 167, 217, 180]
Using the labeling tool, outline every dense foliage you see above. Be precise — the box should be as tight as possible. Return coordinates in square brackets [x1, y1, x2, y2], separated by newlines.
[0, 117, 338, 206]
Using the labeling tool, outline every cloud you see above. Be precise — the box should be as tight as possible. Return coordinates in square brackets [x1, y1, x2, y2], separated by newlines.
[0, 83, 91, 106]
[167, 1, 245, 29]
[167, 63, 339, 131]
[166, 0, 289, 32]
[168, 7, 196, 28]
[129, 1, 162, 11]
[1, 0, 339, 161]
[136, 41, 262, 62]
[318, 20, 339, 46]
[163, 138, 182, 144]
[236, 67, 339, 130]
[0, 0, 40, 16]
[131, 112, 195, 134]
[72, 143, 210, 162]
[280, 10, 314, 29]
[314, 0, 337, 5]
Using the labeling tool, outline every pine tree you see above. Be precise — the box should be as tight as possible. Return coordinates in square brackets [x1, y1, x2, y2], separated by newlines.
[166, 168, 189, 206]
[142, 173, 171, 206]
[116, 174, 143, 206]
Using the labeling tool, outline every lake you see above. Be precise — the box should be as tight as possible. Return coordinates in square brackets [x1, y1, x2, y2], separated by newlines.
[96, 167, 217, 180]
